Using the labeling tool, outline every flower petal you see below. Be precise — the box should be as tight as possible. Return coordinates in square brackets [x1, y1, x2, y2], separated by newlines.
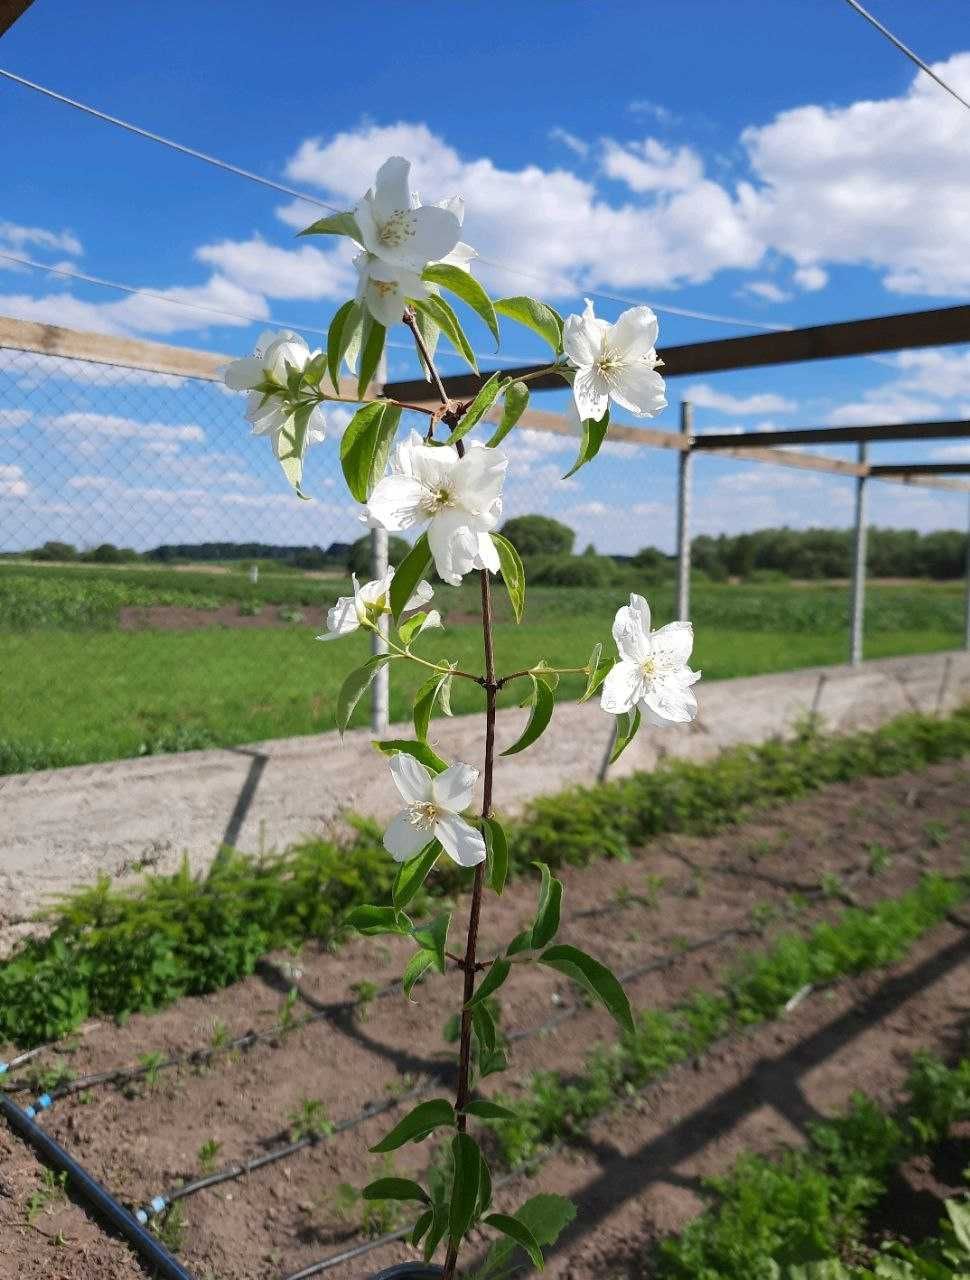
[642, 676, 698, 724]
[427, 510, 482, 585]
[454, 444, 508, 516]
[650, 620, 694, 672]
[612, 598, 651, 662]
[562, 299, 608, 369]
[610, 363, 667, 419]
[322, 594, 360, 637]
[607, 306, 659, 362]
[366, 474, 429, 532]
[572, 367, 610, 423]
[403, 579, 434, 611]
[476, 531, 500, 574]
[600, 659, 646, 714]
[383, 811, 432, 862]
[223, 356, 265, 391]
[432, 762, 478, 813]
[389, 753, 433, 805]
[372, 156, 417, 221]
[434, 813, 486, 868]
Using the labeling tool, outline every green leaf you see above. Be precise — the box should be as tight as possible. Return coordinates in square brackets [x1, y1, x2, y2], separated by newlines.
[530, 862, 563, 949]
[506, 929, 534, 957]
[369, 1099, 456, 1152]
[484, 1213, 545, 1270]
[339, 402, 401, 502]
[423, 263, 500, 347]
[390, 532, 433, 622]
[413, 672, 452, 742]
[412, 295, 478, 373]
[494, 297, 563, 354]
[326, 298, 361, 392]
[423, 1203, 449, 1264]
[500, 675, 554, 757]
[477, 1146, 493, 1216]
[411, 1208, 434, 1248]
[362, 1177, 429, 1204]
[486, 381, 529, 448]
[491, 532, 525, 624]
[946, 1200, 970, 1254]
[298, 210, 363, 242]
[465, 957, 511, 1009]
[337, 654, 392, 734]
[479, 1048, 508, 1078]
[448, 372, 503, 444]
[580, 647, 611, 704]
[412, 912, 450, 974]
[344, 904, 412, 937]
[476, 1196, 575, 1280]
[392, 841, 440, 909]
[449, 1132, 483, 1244]
[413, 304, 440, 381]
[564, 408, 610, 479]
[397, 610, 439, 647]
[471, 1003, 497, 1060]
[357, 313, 387, 398]
[483, 817, 509, 895]
[538, 944, 633, 1032]
[374, 738, 448, 775]
[609, 706, 642, 764]
[402, 948, 436, 999]
[463, 1100, 517, 1122]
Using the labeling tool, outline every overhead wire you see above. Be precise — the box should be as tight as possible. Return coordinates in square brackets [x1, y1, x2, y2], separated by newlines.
[0, 66, 788, 333]
[841, 0, 970, 112]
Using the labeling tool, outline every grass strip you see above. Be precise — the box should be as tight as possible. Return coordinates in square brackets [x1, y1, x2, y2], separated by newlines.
[655, 1052, 970, 1280]
[1, 707, 968, 1050]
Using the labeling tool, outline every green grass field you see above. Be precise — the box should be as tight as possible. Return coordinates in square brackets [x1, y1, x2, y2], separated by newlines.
[0, 563, 965, 774]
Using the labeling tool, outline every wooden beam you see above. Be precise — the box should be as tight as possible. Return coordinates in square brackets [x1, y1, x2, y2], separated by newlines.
[877, 472, 970, 493]
[0, 0, 36, 36]
[383, 303, 970, 401]
[693, 419, 970, 450]
[700, 445, 867, 478]
[869, 462, 970, 476]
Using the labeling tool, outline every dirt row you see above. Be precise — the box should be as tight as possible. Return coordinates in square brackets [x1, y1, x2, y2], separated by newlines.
[1, 760, 968, 1280]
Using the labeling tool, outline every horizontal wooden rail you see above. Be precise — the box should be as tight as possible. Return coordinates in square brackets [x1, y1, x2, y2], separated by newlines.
[870, 462, 970, 476]
[693, 419, 970, 450]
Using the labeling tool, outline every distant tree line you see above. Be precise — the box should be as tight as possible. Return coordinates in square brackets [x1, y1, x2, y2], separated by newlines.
[12, 522, 968, 581]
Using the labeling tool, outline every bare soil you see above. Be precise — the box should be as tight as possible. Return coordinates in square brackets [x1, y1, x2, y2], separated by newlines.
[118, 604, 331, 632]
[1, 760, 968, 1280]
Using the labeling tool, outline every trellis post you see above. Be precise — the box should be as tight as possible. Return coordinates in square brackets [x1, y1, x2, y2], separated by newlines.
[964, 495, 970, 652]
[370, 526, 390, 735]
[849, 442, 869, 667]
[676, 400, 694, 623]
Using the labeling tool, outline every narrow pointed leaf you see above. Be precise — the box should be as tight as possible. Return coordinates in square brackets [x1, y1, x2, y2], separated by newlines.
[478, 1147, 493, 1216]
[357, 314, 387, 398]
[413, 305, 440, 381]
[609, 706, 642, 764]
[411, 1209, 434, 1248]
[538, 943, 633, 1032]
[463, 1100, 517, 1122]
[299, 210, 363, 242]
[326, 298, 361, 392]
[393, 841, 440, 909]
[564, 409, 610, 479]
[484, 1213, 545, 1270]
[486, 380, 529, 448]
[340, 402, 401, 502]
[471, 1003, 496, 1059]
[478, 1195, 575, 1279]
[412, 912, 450, 974]
[530, 862, 563, 949]
[494, 297, 563, 354]
[465, 958, 511, 1010]
[491, 532, 525, 623]
[344, 904, 412, 937]
[390, 532, 432, 622]
[337, 653, 392, 734]
[579, 643, 604, 703]
[412, 295, 478, 373]
[403, 948, 436, 998]
[423, 263, 499, 346]
[369, 1099, 456, 1152]
[483, 817, 509, 895]
[423, 1204, 448, 1263]
[413, 674, 444, 742]
[500, 675, 554, 757]
[448, 372, 503, 444]
[374, 738, 448, 775]
[362, 1178, 429, 1203]
[449, 1132, 483, 1244]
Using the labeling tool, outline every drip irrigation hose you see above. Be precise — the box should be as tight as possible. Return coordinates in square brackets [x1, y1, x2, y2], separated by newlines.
[0, 1091, 195, 1280]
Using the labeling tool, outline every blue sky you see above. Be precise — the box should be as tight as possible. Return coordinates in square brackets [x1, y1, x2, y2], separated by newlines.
[1, 0, 969, 554]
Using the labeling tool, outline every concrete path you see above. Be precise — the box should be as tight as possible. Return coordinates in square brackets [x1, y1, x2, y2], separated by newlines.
[1, 651, 967, 938]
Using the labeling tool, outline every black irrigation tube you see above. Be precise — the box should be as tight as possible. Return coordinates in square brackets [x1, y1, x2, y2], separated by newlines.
[0, 1090, 196, 1280]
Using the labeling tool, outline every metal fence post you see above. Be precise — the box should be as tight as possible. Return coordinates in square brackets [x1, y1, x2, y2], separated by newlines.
[370, 527, 390, 734]
[676, 400, 694, 622]
[849, 442, 869, 667]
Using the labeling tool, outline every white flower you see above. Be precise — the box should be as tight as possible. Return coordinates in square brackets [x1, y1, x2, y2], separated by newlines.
[383, 754, 486, 868]
[317, 571, 435, 641]
[563, 300, 666, 422]
[366, 430, 507, 586]
[355, 157, 464, 276]
[601, 594, 700, 725]
[354, 253, 429, 328]
[223, 328, 315, 395]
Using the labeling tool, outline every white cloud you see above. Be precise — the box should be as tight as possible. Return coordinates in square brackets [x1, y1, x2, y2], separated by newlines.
[0, 463, 29, 497]
[793, 264, 828, 292]
[0, 221, 82, 257]
[195, 235, 352, 301]
[827, 391, 940, 426]
[683, 382, 797, 415]
[929, 443, 970, 461]
[742, 280, 791, 304]
[548, 127, 589, 158]
[738, 53, 970, 296]
[626, 101, 680, 127]
[601, 137, 704, 193]
[45, 412, 206, 444]
[890, 347, 970, 400]
[0, 409, 30, 429]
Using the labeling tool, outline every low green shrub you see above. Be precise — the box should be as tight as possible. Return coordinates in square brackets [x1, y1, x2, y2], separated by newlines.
[523, 554, 619, 587]
[1, 708, 968, 1049]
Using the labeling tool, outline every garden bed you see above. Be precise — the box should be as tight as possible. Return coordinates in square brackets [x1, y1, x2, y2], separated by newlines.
[1, 755, 967, 1279]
